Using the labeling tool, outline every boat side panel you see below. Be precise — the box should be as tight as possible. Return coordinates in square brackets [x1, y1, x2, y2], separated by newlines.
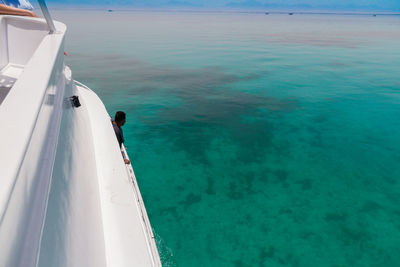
[5, 16, 48, 66]
[0, 18, 67, 267]
[77, 85, 156, 266]
[0, 18, 67, 209]
[0, 46, 65, 267]
[38, 77, 107, 267]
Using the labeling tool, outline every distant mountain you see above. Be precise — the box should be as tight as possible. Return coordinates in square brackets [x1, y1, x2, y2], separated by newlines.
[226, 1, 313, 10]
[226, 0, 265, 8]
[45, 0, 400, 11]
[225, 0, 399, 11]
[165, 0, 199, 6]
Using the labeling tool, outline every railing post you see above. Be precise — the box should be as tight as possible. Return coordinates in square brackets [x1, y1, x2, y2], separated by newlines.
[37, 0, 56, 34]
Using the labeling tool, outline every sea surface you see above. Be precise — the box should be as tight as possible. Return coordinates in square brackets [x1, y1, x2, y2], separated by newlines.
[53, 10, 400, 266]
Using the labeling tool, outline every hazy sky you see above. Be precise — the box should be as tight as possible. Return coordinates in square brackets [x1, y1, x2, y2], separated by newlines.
[46, 0, 400, 11]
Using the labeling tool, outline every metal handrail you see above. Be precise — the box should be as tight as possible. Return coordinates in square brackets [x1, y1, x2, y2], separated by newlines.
[121, 144, 162, 266]
[37, 0, 56, 33]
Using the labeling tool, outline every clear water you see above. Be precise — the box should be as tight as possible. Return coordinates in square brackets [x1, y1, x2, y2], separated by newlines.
[53, 10, 400, 266]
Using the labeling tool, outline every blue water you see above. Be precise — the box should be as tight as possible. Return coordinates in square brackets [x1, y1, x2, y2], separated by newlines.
[54, 10, 400, 266]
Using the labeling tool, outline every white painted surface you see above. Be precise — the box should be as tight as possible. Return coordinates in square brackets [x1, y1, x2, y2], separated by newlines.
[38, 74, 108, 267]
[0, 16, 48, 67]
[0, 14, 161, 267]
[0, 17, 9, 69]
[77, 84, 160, 266]
[0, 15, 66, 267]
[38, 82, 162, 267]
[1, 63, 24, 78]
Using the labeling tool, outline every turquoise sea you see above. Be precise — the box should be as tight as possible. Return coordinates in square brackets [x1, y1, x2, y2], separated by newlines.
[54, 10, 400, 266]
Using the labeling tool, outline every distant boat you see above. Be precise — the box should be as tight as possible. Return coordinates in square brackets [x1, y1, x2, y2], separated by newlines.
[289, 12, 294, 15]
[265, 12, 269, 15]
[108, 9, 113, 12]
[373, 14, 377, 17]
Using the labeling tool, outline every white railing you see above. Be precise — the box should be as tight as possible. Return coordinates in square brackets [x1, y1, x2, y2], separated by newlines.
[121, 145, 162, 267]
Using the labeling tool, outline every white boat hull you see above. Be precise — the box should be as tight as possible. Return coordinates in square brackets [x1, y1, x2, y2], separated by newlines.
[0, 15, 161, 267]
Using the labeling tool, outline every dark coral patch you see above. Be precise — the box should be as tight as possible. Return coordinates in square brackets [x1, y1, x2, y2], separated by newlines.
[180, 193, 202, 211]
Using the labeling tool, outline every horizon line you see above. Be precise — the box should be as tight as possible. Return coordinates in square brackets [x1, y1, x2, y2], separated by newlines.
[42, 4, 400, 14]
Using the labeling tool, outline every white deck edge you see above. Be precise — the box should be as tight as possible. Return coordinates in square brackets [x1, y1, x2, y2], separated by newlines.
[75, 81, 162, 267]
[121, 143, 162, 266]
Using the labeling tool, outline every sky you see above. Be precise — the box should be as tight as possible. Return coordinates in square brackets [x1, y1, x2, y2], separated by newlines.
[45, 0, 400, 11]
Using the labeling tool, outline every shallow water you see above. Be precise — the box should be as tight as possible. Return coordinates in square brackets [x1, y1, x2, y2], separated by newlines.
[53, 10, 400, 266]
